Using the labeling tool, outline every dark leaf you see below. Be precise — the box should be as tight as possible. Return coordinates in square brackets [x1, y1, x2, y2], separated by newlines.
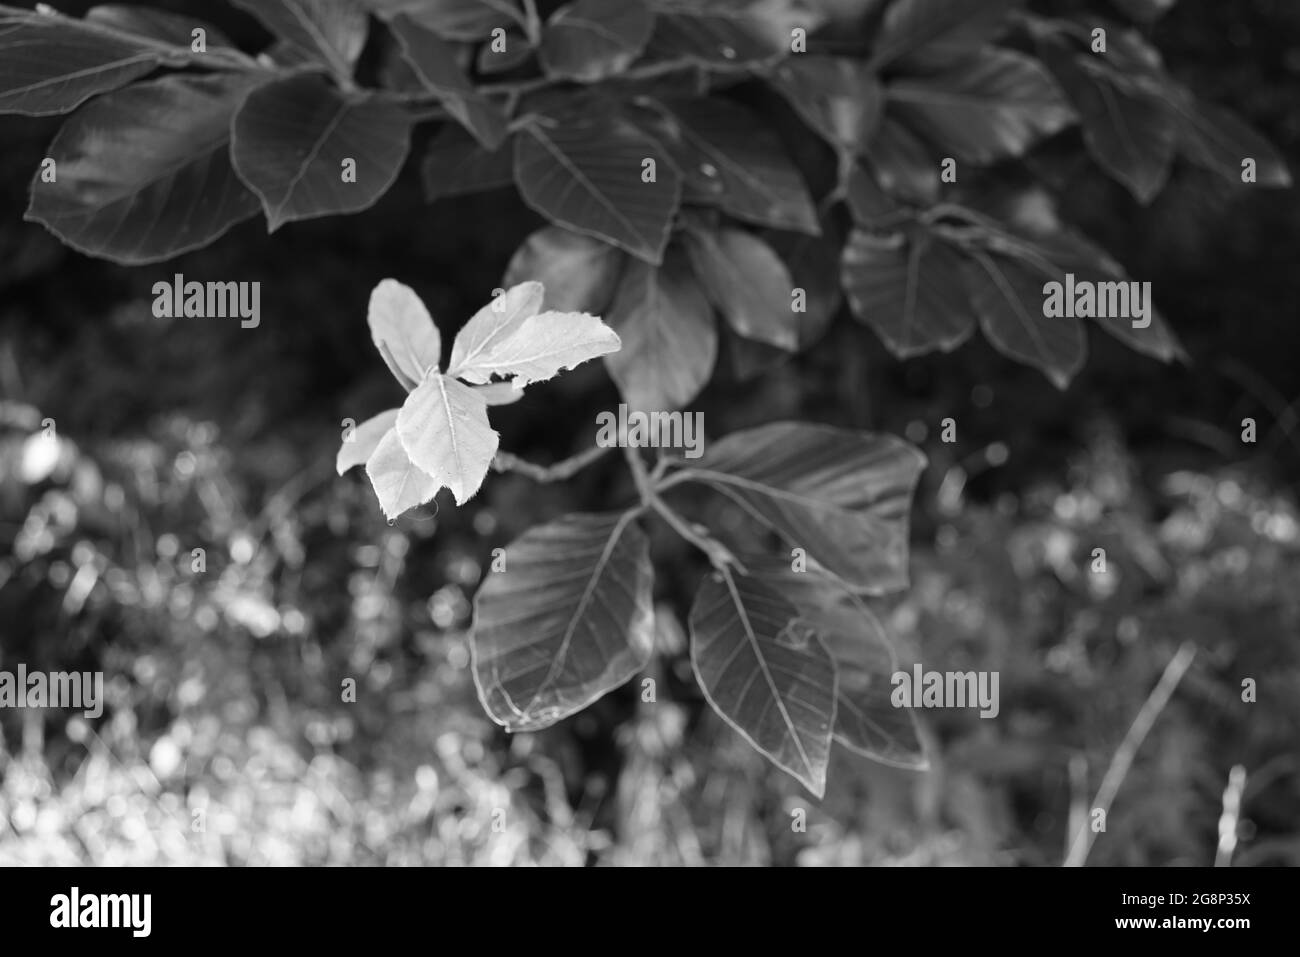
[230, 0, 368, 78]
[842, 224, 975, 357]
[844, 161, 904, 226]
[514, 111, 682, 263]
[471, 511, 655, 731]
[659, 97, 820, 235]
[604, 249, 716, 410]
[685, 421, 927, 593]
[870, 0, 1017, 71]
[770, 55, 884, 155]
[689, 569, 837, 796]
[87, 5, 234, 48]
[684, 225, 798, 350]
[0, 6, 178, 116]
[1171, 90, 1292, 188]
[768, 229, 844, 349]
[25, 72, 262, 263]
[887, 48, 1075, 164]
[746, 556, 925, 769]
[362, 0, 517, 41]
[390, 14, 508, 148]
[504, 226, 625, 314]
[865, 116, 940, 204]
[539, 0, 655, 82]
[963, 248, 1085, 388]
[476, 30, 533, 73]
[421, 124, 515, 201]
[642, 1, 784, 67]
[1040, 41, 1176, 203]
[1111, 0, 1177, 22]
[232, 73, 412, 231]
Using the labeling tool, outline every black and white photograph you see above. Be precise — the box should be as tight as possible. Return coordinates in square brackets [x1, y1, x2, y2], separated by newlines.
[0, 0, 1296, 929]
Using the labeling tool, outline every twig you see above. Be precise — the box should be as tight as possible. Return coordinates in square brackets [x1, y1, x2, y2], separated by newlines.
[1064, 643, 1197, 867]
[491, 444, 611, 483]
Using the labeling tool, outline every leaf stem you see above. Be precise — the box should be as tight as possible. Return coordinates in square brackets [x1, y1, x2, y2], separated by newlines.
[647, 496, 747, 575]
[492, 444, 611, 482]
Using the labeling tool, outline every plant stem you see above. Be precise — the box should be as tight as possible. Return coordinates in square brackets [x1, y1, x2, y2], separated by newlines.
[492, 444, 612, 482]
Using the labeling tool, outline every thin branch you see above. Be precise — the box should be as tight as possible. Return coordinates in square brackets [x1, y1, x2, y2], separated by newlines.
[647, 496, 747, 575]
[1216, 765, 1248, 867]
[1064, 643, 1197, 867]
[491, 444, 611, 483]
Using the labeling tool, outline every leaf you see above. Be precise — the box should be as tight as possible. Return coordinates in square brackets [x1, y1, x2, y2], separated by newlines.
[685, 421, 927, 593]
[963, 248, 1085, 389]
[864, 116, 940, 204]
[604, 252, 716, 411]
[768, 230, 844, 349]
[337, 409, 400, 474]
[446, 281, 544, 376]
[452, 310, 621, 387]
[368, 279, 442, 391]
[887, 48, 1075, 164]
[689, 570, 837, 796]
[230, 0, 368, 78]
[471, 511, 655, 731]
[658, 97, 820, 235]
[539, 0, 655, 83]
[1111, 0, 1177, 22]
[395, 374, 499, 505]
[1042, 46, 1176, 203]
[504, 226, 625, 314]
[514, 112, 682, 263]
[841, 225, 976, 357]
[642, 1, 784, 67]
[870, 0, 1017, 71]
[770, 55, 884, 155]
[231, 73, 412, 231]
[684, 226, 798, 350]
[87, 5, 234, 49]
[25, 72, 261, 264]
[365, 427, 440, 518]
[362, 0, 516, 41]
[0, 6, 173, 116]
[390, 14, 508, 149]
[746, 556, 925, 769]
[477, 30, 534, 73]
[845, 162, 903, 227]
[474, 382, 526, 405]
[421, 124, 515, 201]
[1171, 91, 1292, 189]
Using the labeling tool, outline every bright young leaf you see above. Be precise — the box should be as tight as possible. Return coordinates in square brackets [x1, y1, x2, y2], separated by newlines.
[842, 225, 976, 357]
[446, 281, 545, 377]
[451, 311, 622, 388]
[471, 511, 655, 731]
[539, 0, 655, 83]
[604, 252, 716, 411]
[681, 422, 927, 593]
[368, 279, 442, 391]
[684, 226, 799, 351]
[390, 14, 508, 149]
[25, 72, 262, 264]
[395, 374, 500, 505]
[365, 426, 441, 518]
[504, 227, 625, 315]
[337, 409, 400, 475]
[232, 74, 412, 231]
[887, 49, 1075, 164]
[690, 570, 837, 797]
[514, 112, 683, 263]
[229, 0, 369, 78]
[746, 556, 926, 769]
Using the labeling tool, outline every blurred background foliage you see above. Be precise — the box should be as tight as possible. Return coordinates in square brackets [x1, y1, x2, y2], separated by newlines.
[2, 0, 1299, 865]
